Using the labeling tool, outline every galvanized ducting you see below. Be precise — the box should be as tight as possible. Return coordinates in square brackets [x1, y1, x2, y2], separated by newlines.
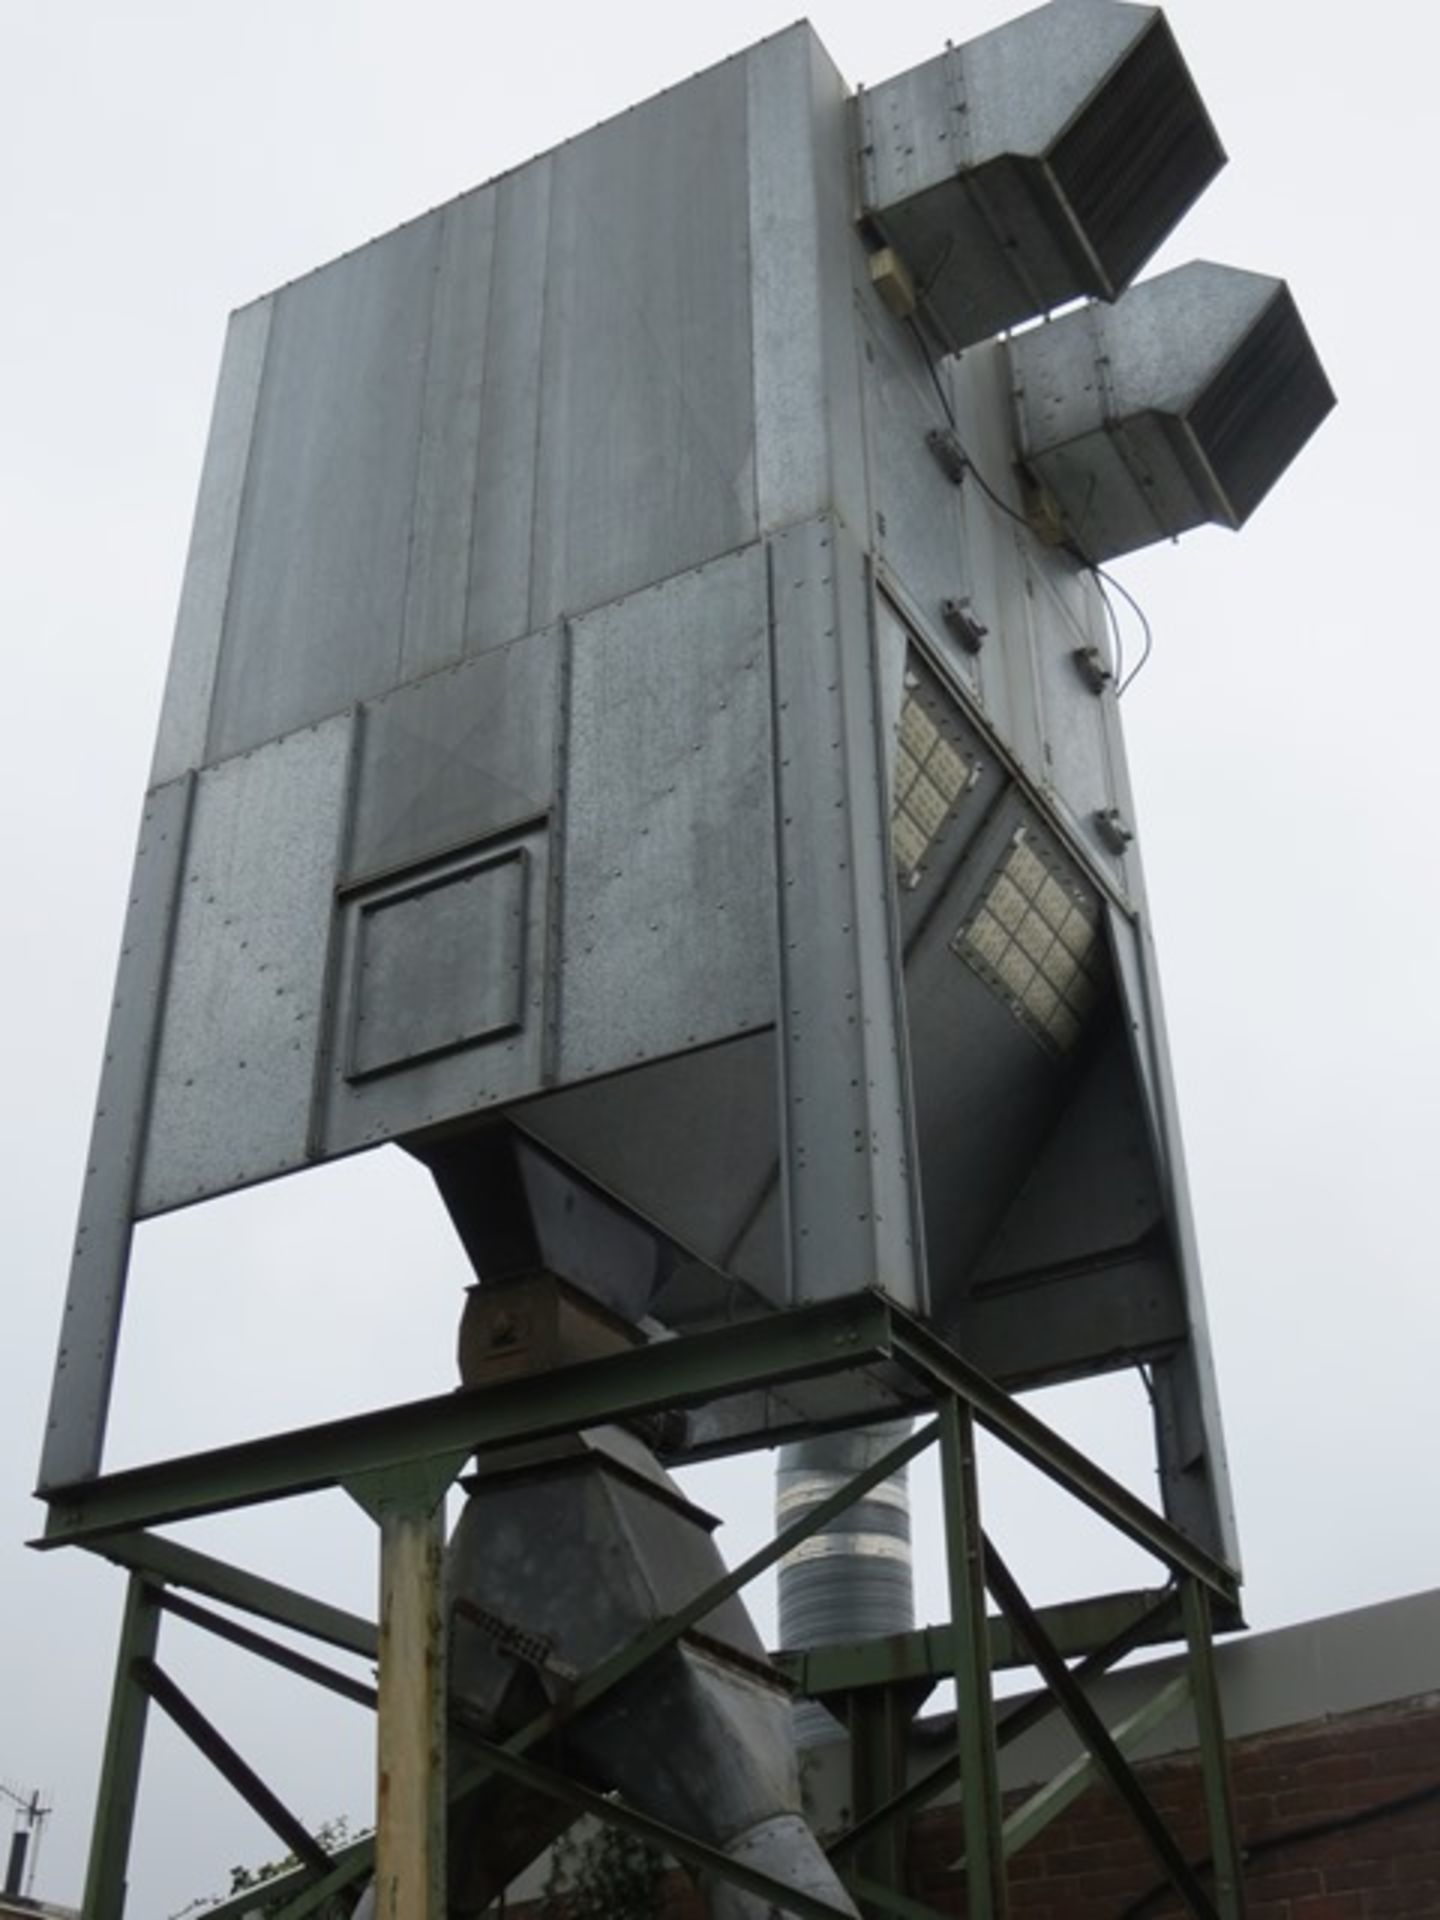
[1009, 260, 1336, 559]
[777, 1425, 915, 1747]
[444, 1426, 861, 1917]
[858, 0, 1223, 349]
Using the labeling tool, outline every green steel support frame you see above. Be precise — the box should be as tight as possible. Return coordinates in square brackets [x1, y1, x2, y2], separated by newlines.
[41, 1297, 1249, 1919]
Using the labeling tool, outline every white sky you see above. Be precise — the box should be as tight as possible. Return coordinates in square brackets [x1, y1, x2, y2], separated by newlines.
[3, 1, 1437, 1911]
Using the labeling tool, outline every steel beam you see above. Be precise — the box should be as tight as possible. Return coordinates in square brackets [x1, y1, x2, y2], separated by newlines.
[997, 1674, 1190, 1860]
[937, 1398, 1007, 1917]
[159, 1592, 378, 1712]
[827, 1588, 1182, 1865]
[1183, 1579, 1248, 1920]
[39, 1294, 895, 1543]
[980, 1537, 1218, 1919]
[779, 1586, 1177, 1696]
[81, 1574, 160, 1920]
[96, 1530, 377, 1657]
[891, 1312, 1238, 1602]
[449, 1708, 857, 1920]
[136, 1660, 332, 1878]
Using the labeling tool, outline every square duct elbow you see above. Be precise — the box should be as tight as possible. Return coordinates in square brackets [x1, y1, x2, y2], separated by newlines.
[859, 0, 1224, 351]
[1009, 261, 1336, 561]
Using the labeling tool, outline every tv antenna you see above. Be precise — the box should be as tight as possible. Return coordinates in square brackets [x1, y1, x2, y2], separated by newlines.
[0, 1779, 51, 1901]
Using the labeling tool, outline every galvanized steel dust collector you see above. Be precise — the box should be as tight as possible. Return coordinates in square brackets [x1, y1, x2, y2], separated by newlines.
[39, 3, 1332, 1915]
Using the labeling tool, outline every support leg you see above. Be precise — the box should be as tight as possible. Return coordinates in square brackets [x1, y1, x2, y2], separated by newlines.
[937, 1398, 1007, 1919]
[347, 1459, 462, 1920]
[1182, 1580, 1247, 1920]
[82, 1574, 161, 1920]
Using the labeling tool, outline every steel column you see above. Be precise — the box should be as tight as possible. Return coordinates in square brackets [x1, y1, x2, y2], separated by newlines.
[81, 1574, 161, 1920]
[981, 1538, 1218, 1919]
[937, 1397, 1007, 1918]
[1183, 1579, 1248, 1920]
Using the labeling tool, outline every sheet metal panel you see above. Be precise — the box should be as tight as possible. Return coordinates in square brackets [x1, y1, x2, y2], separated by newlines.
[465, 155, 552, 655]
[138, 717, 354, 1213]
[529, 57, 756, 631]
[746, 28, 834, 533]
[1024, 555, 1128, 891]
[150, 301, 272, 785]
[1106, 899, 1238, 1565]
[345, 629, 559, 885]
[40, 777, 194, 1488]
[518, 1030, 779, 1287]
[321, 822, 550, 1156]
[207, 216, 441, 760]
[557, 545, 773, 1082]
[860, 309, 980, 706]
[400, 187, 497, 683]
[769, 517, 923, 1310]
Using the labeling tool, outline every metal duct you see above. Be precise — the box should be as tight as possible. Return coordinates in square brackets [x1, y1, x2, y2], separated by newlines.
[776, 1424, 915, 1747]
[1010, 260, 1336, 560]
[859, 0, 1223, 349]
[443, 1426, 860, 1917]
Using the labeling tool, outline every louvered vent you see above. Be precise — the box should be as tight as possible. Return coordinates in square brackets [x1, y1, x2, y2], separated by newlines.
[1188, 286, 1336, 525]
[859, 2, 1224, 350]
[1010, 261, 1335, 561]
[1048, 15, 1224, 293]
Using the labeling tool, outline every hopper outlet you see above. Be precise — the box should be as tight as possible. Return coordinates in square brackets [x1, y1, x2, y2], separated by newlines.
[1009, 260, 1336, 561]
[858, 0, 1224, 351]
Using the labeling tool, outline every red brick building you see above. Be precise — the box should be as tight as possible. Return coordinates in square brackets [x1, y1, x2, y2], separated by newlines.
[516, 1591, 1440, 1917]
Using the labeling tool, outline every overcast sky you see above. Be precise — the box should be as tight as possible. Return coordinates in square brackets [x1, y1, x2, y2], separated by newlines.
[3, 1, 1437, 1911]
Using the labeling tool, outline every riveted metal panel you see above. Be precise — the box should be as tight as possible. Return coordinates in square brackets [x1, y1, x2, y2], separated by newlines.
[138, 717, 354, 1213]
[465, 156, 552, 655]
[557, 546, 773, 1082]
[529, 57, 756, 631]
[150, 302, 272, 785]
[346, 628, 559, 885]
[347, 848, 527, 1080]
[1024, 554, 1129, 889]
[519, 1029, 779, 1288]
[40, 777, 194, 1488]
[769, 517, 922, 1310]
[401, 187, 497, 682]
[208, 216, 441, 759]
[746, 30, 820, 529]
[321, 821, 550, 1156]
[860, 310, 979, 705]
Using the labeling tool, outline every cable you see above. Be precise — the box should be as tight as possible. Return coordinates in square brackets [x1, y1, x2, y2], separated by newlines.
[903, 307, 1159, 696]
[906, 313, 957, 430]
[1097, 564, 1155, 696]
[1091, 570, 1126, 693]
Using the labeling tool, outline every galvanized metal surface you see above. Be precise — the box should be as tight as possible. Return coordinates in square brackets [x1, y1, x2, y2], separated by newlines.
[37, 5, 1335, 1740]
[558, 549, 774, 1081]
[150, 304, 271, 786]
[209, 216, 440, 762]
[40, 777, 192, 1490]
[1011, 261, 1336, 559]
[139, 717, 354, 1213]
[859, 2, 1223, 348]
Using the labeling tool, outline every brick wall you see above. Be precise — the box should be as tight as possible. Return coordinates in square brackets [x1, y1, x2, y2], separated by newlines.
[907, 1695, 1440, 1919]
[515, 1694, 1440, 1917]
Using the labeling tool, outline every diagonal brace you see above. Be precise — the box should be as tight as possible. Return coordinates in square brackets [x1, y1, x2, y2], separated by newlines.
[980, 1537, 1219, 1920]
[135, 1659, 332, 1879]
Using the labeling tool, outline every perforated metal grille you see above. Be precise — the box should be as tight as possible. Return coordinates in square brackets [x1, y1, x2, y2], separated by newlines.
[1188, 287, 1336, 525]
[955, 829, 1103, 1054]
[1047, 17, 1223, 294]
[892, 680, 977, 887]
